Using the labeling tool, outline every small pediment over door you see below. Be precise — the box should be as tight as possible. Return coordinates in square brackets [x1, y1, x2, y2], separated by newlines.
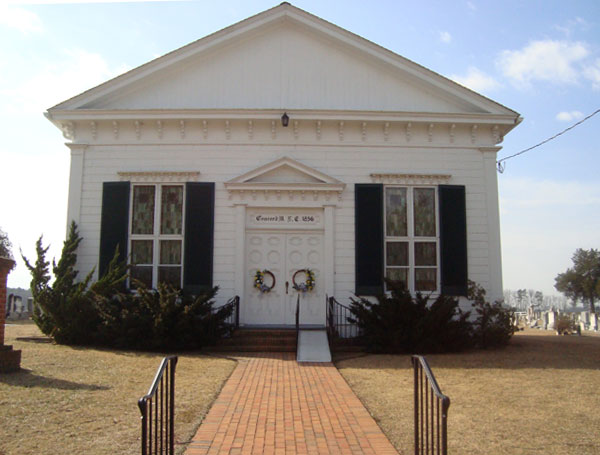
[224, 157, 346, 205]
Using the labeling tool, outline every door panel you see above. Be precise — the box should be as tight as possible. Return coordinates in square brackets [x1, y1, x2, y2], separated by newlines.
[244, 233, 286, 325]
[244, 231, 325, 326]
[286, 234, 324, 326]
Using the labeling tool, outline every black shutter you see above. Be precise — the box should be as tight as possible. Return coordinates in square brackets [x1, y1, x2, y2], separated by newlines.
[439, 185, 468, 296]
[355, 184, 384, 295]
[184, 182, 215, 294]
[99, 181, 130, 278]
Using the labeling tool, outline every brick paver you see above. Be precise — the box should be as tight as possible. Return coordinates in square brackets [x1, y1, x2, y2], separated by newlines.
[185, 353, 398, 455]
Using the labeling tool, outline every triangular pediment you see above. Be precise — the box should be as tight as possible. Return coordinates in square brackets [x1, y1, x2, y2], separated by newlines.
[227, 157, 343, 186]
[47, 4, 517, 118]
[246, 165, 323, 184]
[224, 157, 345, 204]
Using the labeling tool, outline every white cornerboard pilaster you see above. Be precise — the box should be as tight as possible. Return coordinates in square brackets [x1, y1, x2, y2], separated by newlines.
[234, 203, 247, 299]
[482, 147, 503, 302]
[324, 205, 335, 298]
[66, 143, 87, 231]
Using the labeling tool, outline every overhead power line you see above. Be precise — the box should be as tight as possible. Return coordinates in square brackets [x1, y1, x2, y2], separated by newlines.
[497, 108, 600, 173]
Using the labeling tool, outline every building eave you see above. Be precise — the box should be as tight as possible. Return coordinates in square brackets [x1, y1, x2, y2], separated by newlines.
[46, 108, 521, 126]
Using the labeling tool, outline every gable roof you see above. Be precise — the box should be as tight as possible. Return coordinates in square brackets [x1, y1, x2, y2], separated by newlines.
[46, 3, 519, 125]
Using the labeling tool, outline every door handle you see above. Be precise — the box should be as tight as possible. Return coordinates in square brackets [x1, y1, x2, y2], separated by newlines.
[286, 281, 289, 294]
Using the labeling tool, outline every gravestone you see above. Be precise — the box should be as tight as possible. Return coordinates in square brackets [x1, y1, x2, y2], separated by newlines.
[546, 311, 556, 330]
[6, 294, 26, 320]
[590, 313, 598, 331]
[580, 311, 590, 329]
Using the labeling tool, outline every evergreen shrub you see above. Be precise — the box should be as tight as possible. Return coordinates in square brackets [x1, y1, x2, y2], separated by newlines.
[94, 281, 231, 350]
[0, 227, 13, 260]
[22, 223, 103, 343]
[348, 279, 516, 353]
[468, 281, 516, 348]
[348, 280, 472, 353]
[23, 222, 232, 349]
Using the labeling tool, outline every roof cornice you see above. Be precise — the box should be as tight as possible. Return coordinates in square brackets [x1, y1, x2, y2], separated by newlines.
[46, 108, 521, 127]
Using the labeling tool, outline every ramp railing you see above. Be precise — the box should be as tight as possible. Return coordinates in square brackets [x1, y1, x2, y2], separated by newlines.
[295, 293, 300, 343]
[326, 296, 361, 340]
[220, 295, 240, 329]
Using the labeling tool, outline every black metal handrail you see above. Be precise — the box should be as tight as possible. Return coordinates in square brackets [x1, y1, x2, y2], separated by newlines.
[326, 296, 361, 341]
[295, 293, 300, 342]
[138, 356, 178, 455]
[412, 355, 450, 455]
[219, 295, 240, 329]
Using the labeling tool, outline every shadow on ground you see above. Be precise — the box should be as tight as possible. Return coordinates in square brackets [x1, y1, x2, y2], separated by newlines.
[0, 369, 110, 391]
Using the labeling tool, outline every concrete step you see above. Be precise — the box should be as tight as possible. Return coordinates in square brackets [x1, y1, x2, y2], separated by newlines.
[218, 337, 297, 347]
[212, 328, 298, 352]
[210, 345, 297, 352]
[330, 344, 364, 352]
[230, 329, 297, 339]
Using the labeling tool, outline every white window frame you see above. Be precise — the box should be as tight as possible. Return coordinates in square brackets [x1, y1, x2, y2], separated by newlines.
[129, 183, 186, 288]
[384, 185, 440, 294]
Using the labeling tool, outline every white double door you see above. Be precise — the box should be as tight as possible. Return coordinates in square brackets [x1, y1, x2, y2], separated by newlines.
[244, 231, 324, 326]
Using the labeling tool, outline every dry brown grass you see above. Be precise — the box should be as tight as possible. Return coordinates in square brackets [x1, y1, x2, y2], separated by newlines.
[0, 322, 236, 455]
[337, 329, 600, 455]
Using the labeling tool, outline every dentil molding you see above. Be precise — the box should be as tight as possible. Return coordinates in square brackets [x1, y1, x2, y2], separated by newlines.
[118, 171, 200, 183]
[370, 173, 452, 185]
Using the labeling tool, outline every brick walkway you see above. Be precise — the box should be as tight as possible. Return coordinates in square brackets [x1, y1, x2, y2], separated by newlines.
[185, 353, 398, 455]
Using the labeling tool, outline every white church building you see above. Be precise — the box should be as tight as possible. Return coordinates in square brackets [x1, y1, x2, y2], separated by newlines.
[46, 3, 520, 328]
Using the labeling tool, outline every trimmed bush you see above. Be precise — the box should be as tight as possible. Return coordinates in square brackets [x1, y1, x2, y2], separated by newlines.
[349, 280, 516, 353]
[94, 281, 231, 350]
[349, 280, 472, 354]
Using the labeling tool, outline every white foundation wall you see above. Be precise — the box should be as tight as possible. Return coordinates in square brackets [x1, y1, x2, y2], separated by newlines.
[68, 121, 503, 307]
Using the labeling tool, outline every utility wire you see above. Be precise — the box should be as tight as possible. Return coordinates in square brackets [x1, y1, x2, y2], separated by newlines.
[497, 108, 600, 173]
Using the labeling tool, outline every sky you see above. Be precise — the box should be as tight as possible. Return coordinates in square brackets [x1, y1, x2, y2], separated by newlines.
[1, 0, 599, 296]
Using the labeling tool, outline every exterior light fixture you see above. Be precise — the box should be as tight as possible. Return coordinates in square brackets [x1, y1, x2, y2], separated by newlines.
[281, 112, 289, 127]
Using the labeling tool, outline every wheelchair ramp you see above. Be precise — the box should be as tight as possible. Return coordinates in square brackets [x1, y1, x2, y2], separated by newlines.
[297, 329, 331, 363]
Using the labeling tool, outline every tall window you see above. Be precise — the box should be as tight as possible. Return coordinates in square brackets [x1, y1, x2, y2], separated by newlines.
[130, 184, 184, 288]
[385, 187, 438, 292]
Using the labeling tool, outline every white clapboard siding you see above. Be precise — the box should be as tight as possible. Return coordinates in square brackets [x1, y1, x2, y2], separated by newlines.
[72, 133, 499, 306]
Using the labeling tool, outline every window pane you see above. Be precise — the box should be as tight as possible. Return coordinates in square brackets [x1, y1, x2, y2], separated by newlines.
[414, 188, 436, 237]
[131, 240, 153, 264]
[386, 242, 408, 266]
[132, 186, 155, 234]
[161, 186, 183, 235]
[386, 188, 407, 236]
[415, 268, 436, 291]
[415, 242, 437, 266]
[159, 266, 181, 288]
[160, 240, 181, 265]
[386, 268, 408, 289]
[131, 266, 152, 288]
